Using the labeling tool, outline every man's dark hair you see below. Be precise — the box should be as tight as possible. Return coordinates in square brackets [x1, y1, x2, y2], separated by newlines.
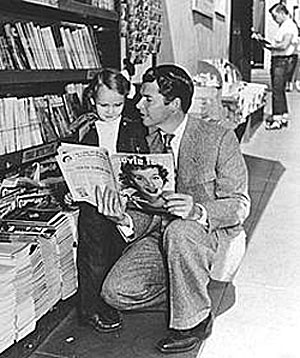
[269, 3, 289, 15]
[119, 156, 169, 188]
[142, 64, 194, 113]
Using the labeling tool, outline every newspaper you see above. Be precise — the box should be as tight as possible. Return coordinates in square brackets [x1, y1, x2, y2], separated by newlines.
[56, 143, 175, 214]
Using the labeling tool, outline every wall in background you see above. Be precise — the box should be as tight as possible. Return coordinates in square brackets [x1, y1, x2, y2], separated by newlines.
[158, 0, 232, 76]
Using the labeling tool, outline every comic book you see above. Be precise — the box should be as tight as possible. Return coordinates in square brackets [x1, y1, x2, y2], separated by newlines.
[56, 142, 175, 214]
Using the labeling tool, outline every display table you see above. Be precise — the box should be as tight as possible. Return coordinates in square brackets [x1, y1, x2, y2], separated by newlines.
[222, 82, 268, 142]
[190, 60, 268, 142]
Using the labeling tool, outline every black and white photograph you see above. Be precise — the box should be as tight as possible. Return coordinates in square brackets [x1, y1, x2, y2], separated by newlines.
[0, 1, 299, 358]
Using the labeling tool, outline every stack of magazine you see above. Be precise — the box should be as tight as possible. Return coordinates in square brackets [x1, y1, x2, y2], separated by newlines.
[0, 241, 36, 348]
[0, 246, 17, 353]
[0, 208, 79, 354]
[48, 212, 78, 300]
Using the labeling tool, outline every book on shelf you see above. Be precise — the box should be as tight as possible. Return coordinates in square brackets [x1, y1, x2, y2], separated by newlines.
[63, 26, 83, 69]
[60, 22, 101, 69]
[72, 28, 89, 69]
[56, 143, 175, 215]
[36, 23, 53, 69]
[21, 22, 41, 69]
[82, 25, 101, 68]
[0, 35, 15, 70]
[40, 26, 63, 69]
[29, 21, 49, 69]
[88, 25, 102, 66]
[59, 26, 76, 69]
[51, 24, 70, 69]
[15, 98, 29, 152]
[3, 23, 30, 70]
[27, 97, 45, 148]
[33, 97, 59, 143]
[0, 97, 44, 156]
[62, 92, 82, 124]
[48, 95, 72, 138]
[1, 97, 17, 155]
[15, 22, 37, 69]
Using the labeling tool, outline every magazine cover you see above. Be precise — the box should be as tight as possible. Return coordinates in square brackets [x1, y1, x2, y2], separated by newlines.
[56, 143, 175, 213]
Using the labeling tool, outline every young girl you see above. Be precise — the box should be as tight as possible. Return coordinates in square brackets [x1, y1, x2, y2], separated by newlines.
[74, 68, 148, 333]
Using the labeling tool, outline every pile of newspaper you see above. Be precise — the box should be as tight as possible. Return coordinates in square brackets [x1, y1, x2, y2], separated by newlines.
[0, 242, 36, 351]
[0, 209, 79, 354]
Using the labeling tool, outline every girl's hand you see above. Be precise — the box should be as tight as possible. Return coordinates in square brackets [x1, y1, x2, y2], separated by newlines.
[96, 185, 128, 225]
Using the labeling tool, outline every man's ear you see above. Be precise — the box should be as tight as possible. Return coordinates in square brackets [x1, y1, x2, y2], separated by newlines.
[169, 97, 181, 111]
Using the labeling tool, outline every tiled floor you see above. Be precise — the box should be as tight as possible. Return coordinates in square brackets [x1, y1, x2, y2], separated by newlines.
[200, 90, 300, 357]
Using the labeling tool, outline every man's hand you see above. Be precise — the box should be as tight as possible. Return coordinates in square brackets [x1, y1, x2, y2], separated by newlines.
[162, 192, 202, 220]
[96, 185, 129, 225]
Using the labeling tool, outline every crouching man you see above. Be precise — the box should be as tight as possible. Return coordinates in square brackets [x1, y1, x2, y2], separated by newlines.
[97, 64, 250, 354]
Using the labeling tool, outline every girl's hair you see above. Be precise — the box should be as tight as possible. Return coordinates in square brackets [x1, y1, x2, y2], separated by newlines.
[82, 68, 130, 112]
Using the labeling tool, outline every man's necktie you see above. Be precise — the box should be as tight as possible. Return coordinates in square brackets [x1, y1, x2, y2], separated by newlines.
[146, 129, 177, 174]
[147, 130, 175, 163]
[162, 133, 175, 154]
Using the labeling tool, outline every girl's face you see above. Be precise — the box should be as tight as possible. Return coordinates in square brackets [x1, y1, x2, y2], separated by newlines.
[95, 85, 125, 122]
[130, 167, 164, 202]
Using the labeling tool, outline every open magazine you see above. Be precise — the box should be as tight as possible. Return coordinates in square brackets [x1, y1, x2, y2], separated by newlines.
[56, 142, 175, 214]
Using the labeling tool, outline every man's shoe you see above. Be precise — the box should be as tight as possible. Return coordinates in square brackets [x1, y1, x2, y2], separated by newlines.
[79, 307, 122, 333]
[281, 114, 289, 127]
[156, 312, 213, 354]
[156, 330, 201, 354]
[265, 120, 282, 130]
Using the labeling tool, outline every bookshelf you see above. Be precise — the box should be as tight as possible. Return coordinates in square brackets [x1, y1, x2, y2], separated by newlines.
[0, 69, 100, 88]
[0, 0, 118, 24]
[0, 0, 120, 172]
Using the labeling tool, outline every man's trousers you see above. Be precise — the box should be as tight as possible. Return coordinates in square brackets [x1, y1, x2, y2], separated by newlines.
[102, 219, 218, 330]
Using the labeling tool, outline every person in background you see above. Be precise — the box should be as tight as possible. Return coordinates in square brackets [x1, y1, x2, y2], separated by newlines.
[96, 64, 250, 354]
[264, 3, 298, 129]
[73, 68, 149, 333]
